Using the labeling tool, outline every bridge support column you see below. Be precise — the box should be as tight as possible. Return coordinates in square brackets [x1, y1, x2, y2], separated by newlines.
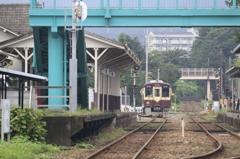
[48, 27, 64, 108]
[207, 80, 211, 101]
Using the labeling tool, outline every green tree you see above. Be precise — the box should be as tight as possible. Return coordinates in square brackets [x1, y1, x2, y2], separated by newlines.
[189, 27, 240, 99]
[118, 33, 146, 106]
[174, 81, 200, 99]
[148, 50, 183, 87]
[225, 0, 240, 7]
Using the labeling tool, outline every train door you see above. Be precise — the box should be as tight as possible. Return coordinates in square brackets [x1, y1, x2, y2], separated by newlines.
[144, 85, 153, 115]
[154, 87, 161, 101]
[162, 85, 170, 115]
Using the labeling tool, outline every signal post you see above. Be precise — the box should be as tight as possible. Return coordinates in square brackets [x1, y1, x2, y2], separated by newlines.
[132, 65, 139, 112]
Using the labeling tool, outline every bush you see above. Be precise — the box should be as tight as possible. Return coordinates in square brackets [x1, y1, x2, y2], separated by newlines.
[0, 107, 47, 143]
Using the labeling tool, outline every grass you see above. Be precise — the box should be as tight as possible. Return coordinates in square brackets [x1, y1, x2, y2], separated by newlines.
[40, 107, 102, 117]
[76, 142, 96, 149]
[97, 127, 126, 145]
[0, 136, 60, 159]
[191, 141, 197, 148]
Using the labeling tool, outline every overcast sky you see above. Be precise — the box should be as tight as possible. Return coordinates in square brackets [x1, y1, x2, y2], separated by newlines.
[0, 0, 28, 3]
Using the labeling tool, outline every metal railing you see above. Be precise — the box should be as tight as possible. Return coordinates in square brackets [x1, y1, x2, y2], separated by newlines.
[181, 68, 216, 77]
[30, 0, 236, 10]
[29, 86, 72, 114]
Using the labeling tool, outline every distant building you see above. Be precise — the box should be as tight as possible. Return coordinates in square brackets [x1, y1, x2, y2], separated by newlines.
[148, 28, 198, 53]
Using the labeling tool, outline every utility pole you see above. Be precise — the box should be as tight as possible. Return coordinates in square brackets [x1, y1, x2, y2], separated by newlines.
[158, 69, 160, 81]
[207, 58, 210, 100]
[220, 48, 222, 109]
[220, 48, 222, 99]
[145, 30, 148, 84]
[69, 0, 79, 113]
[65, 1, 86, 113]
[125, 85, 127, 109]
[133, 71, 136, 112]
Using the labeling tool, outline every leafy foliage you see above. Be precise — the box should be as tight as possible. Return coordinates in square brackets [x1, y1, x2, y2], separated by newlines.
[118, 33, 146, 106]
[190, 27, 240, 99]
[174, 81, 199, 98]
[225, 0, 240, 8]
[8, 107, 47, 142]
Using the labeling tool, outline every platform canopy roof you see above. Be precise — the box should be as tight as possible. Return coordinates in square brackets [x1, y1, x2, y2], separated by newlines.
[85, 31, 141, 70]
[226, 67, 240, 78]
[0, 67, 48, 82]
[226, 44, 240, 78]
[232, 44, 240, 54]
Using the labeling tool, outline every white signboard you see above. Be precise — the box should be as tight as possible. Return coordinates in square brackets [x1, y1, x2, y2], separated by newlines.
[101, 69, 109, 75]
[109, 72, 115, 77]
[1, 99, 10, 133]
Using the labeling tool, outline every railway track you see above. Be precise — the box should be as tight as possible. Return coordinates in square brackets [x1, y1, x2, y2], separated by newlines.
[84, 118, 166, 159]
[189, 117, 240, 159]
[52, 102, 240, 159]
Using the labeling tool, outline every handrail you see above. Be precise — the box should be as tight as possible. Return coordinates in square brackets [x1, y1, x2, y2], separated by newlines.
[29, 86, 72, 115]
[30, 0, 237, 10]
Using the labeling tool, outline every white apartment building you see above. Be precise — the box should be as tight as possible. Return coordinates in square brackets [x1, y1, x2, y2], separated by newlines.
[148, 28, 198, 53]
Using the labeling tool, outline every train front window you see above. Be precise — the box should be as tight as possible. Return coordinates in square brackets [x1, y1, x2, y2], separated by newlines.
[154, 89, 160, 97]
[162, 87, 169, 97]
[145, 88, 152, 97]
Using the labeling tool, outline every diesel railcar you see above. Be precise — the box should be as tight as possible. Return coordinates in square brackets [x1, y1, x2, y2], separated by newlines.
[140, 80, 171, 117]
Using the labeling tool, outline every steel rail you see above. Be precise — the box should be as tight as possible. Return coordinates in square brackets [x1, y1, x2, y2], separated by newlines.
[185, 117, 223, 159]
[132, 119, 167, 159]
[215, 123, 240, 159]
[214, 123, 240, 139]
[200, 116, 240, 138]
[84, 119, 155, 159]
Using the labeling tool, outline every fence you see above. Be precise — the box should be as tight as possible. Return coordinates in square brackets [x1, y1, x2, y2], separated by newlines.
[29, 86, 72, 114]
[30, 0, 233, 10]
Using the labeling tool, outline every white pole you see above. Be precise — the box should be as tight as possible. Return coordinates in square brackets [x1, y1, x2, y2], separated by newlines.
[181, 117, 185, 137]
[69, 0, 78, 113]
[158, 69, 160, 81]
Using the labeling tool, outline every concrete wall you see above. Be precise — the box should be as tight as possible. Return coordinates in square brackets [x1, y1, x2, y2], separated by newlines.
[114, 112, 137, 128]
[217, 113, 240, 129]
[42, 112, 137, 146]
[43, 116, 84, 146]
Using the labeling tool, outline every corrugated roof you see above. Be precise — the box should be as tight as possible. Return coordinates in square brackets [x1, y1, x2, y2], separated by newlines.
[232, 44, 240, 54]
[226, 66, 240, 78]
[0, 32, 33, 48]
[0, 4, 32, 35]
[85, 30, 124, 47]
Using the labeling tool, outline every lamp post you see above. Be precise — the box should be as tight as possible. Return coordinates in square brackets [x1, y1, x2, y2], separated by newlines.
[158, 69, 160, 81]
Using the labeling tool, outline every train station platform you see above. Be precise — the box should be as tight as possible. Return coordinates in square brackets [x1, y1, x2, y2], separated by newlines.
[217, 112, 240, 130]
[43, 112, 137, 146]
